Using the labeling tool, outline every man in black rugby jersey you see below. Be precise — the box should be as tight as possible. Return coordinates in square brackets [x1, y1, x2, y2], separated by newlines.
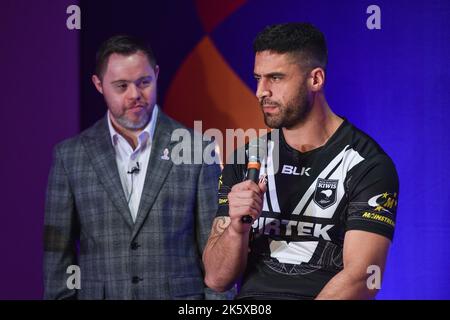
[203, 23, 399, 300]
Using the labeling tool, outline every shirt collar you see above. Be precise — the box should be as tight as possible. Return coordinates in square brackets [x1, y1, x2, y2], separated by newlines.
[107, 104, 159, 147]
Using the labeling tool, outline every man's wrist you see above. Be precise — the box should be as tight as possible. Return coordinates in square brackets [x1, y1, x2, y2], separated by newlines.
[227, 221, 251, 238]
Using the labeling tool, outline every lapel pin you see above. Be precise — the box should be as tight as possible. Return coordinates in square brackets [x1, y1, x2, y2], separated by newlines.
[161, 148, 170, 160]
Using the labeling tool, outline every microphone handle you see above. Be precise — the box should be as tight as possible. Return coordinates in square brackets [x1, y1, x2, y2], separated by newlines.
[241, 167, 260, 224]
[247, 168, 259, 182]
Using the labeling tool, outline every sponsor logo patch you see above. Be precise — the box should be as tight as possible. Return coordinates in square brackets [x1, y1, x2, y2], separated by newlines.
[368, 192, 398, 214]
[313, 178, 338, 209]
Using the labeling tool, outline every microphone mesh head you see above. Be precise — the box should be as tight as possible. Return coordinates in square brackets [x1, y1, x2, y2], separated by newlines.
[248, 136, 267, 163]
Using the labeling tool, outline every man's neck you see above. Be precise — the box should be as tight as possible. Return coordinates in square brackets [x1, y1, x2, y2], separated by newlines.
[110, 117, 142, 150]
[282, 94, 343, 153]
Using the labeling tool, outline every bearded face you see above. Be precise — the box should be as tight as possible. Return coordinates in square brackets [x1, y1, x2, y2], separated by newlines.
[260, 77, 311, 129]
[254, 51, 312, 130]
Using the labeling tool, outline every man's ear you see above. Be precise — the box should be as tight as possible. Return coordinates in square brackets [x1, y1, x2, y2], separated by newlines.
[308, 68, 325, 92]
[154, 65, 160, 81]
[92, 75, 103, 94]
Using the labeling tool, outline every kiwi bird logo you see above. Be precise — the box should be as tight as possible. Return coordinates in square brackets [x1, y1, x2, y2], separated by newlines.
[314, 178, 339, 209]
[321, 189, 333, 199]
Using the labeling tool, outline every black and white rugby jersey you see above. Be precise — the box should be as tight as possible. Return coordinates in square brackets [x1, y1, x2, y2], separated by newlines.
[216, 118, 399, 300]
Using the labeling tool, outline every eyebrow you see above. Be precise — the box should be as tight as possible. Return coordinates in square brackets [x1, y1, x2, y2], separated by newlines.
[110, 75, 152, 85]
[253, 72, 285, 78]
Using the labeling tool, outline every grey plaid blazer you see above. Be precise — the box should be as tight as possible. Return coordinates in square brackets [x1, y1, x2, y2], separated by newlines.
[43, 111, 222, 299]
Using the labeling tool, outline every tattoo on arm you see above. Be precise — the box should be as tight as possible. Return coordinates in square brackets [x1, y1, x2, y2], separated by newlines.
[208, 217, 231, 246]
[215, 217, 230, 234]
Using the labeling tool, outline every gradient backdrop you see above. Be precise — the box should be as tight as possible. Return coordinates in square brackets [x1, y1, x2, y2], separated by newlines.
[1, 0, 449, 299]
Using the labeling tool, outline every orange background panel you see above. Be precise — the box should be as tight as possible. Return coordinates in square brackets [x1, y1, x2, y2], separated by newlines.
[164, 36, 266, 134]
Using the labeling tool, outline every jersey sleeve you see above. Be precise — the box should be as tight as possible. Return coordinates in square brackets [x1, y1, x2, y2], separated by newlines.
[216, 154, 246, 217]
[346, 155, 399, 241]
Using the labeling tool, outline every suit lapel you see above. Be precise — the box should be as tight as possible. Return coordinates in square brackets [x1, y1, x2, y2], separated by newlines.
[81, 116, 134, 229]
[131, 112, 176, 239]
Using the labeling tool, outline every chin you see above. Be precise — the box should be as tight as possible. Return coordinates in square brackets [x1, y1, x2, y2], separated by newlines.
[264, 116, 282, 129]
[116, 115, 150, 131]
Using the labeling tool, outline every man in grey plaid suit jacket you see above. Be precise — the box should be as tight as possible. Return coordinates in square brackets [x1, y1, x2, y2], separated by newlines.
[43, 35, 227, 299]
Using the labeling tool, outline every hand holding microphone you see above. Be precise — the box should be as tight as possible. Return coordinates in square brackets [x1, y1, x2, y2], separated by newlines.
[227, 178, 267, 234]
[227, 138, 267, 234]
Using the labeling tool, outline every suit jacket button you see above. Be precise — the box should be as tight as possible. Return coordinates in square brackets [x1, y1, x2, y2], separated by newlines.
[132, 276, 141, 284]
[131, 242, 140, 250]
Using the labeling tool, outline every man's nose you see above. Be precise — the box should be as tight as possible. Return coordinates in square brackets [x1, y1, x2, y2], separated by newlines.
[256, 79, 271, 100]
[127, 83, 141, 100]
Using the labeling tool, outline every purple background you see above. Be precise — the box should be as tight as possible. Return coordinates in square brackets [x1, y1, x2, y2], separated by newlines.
[0, 0, 79, 299]
[1, 0, 449, 299]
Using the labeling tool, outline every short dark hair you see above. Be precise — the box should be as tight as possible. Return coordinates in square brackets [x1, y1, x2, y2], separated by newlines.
[253, 23, 328, 70]
[95, 34, 157, 79]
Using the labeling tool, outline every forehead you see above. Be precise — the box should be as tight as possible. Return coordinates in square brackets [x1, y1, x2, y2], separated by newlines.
[254, 51, 300, 74]
[104, 51, 154, 80]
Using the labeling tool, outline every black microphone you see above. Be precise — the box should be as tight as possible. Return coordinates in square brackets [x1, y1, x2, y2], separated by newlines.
[241, 139, 261, 224]
[127, 162, 140, 175]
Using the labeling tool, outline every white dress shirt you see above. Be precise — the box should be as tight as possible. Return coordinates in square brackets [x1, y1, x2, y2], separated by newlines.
[107, 105, 159, 222]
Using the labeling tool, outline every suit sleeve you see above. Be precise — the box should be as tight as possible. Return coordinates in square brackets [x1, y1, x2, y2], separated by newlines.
[43, 145, 79, 299]
[195, 161, 221, 256]
[194, 161, 220, 299]
[346, 155, 399, 241]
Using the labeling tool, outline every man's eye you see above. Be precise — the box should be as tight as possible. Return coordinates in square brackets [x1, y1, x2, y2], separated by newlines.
[137, 79, 151, 88]
[117, 84, 127, 90]
[272, 76, 282, 81]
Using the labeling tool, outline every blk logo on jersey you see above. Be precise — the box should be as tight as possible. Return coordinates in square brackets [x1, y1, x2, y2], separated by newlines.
[281, 165, 311, 176]
[314, 178, 339, 209]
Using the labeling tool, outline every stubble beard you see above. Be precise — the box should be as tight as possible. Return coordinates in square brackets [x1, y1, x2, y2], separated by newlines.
[262, 82, 312, 129]
[115, 107, 152, 130]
